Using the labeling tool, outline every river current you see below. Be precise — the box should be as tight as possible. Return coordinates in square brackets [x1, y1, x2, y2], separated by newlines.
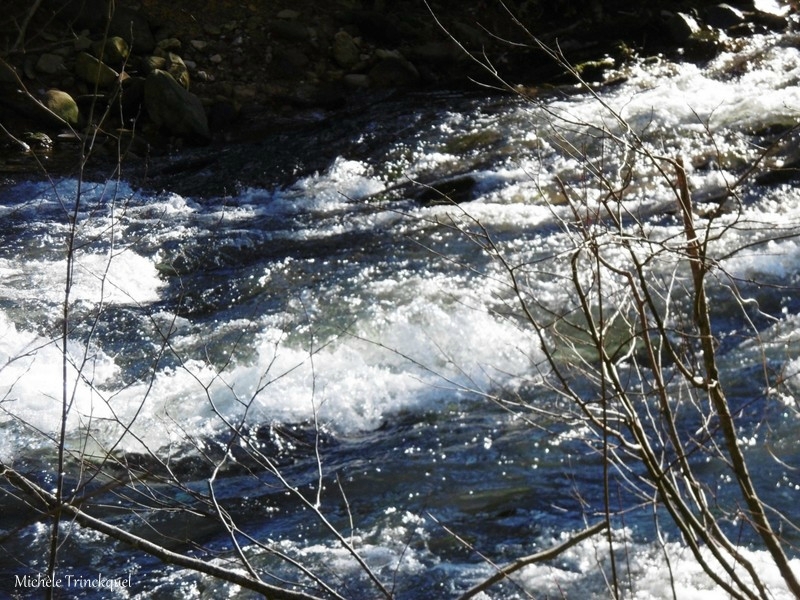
[3, 27, 800, 600]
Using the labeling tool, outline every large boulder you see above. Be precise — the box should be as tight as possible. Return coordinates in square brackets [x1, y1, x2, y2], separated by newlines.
[144, 69, 210, 142]
[75, 52, 119, 87]
[42, 89, 79, 126]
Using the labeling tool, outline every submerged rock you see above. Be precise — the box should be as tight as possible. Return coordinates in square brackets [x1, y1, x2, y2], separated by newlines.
[414, 174, 479, 205]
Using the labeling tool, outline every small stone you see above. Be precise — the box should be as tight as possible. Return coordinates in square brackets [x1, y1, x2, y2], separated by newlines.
[210, 54, 223, 64]
[190, 40, 208, 51]
[277, 9, 300, 20]
[344, 73, 369, 88]
[166, 52, 190, 89]
[157, 38, 182, 52]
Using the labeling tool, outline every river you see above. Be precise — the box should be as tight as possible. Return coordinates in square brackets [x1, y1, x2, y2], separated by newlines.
[2, 26, 800, 599]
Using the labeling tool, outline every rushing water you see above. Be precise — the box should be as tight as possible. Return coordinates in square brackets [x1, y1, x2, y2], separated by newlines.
[4, 29, 800, 599]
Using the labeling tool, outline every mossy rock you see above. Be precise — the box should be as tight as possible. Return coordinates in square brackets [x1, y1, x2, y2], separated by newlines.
[42, 89, 79, 126]
[75, 52, 119, 88]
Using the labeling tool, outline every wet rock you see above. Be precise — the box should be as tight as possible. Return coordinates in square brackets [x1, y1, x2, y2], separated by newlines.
[705, 4, 746, 29]
[663, 11, 702, 44]
[75, 52, 119, 87]
[575, 56, 616, 82]
[685, 29, 724, 61]
[42, 89, 79, 125]
[20, 131, 53, 152]
[144, 69, 210, 142]
[415, 174, 479, 205]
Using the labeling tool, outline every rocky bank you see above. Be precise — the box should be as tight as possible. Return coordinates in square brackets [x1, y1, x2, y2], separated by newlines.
[0, 0, 795, 194]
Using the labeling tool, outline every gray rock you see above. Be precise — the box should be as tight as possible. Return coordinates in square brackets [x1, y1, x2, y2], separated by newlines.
[332, 30, 360, 69]
[277, 9, 300, 20]
[144, 69, 210, 141]
[705, 4, 746, 29]
[42, 89, 79, 125]
[156, 38, 183, 53]
[344, 73, 369, 88]
[75, 52, 119, 87]
[35, 54, 65, 75]
[663, 12, 702, 44]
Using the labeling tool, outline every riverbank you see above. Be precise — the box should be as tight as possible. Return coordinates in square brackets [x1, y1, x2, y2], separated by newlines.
[0, 1, 795, 194]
